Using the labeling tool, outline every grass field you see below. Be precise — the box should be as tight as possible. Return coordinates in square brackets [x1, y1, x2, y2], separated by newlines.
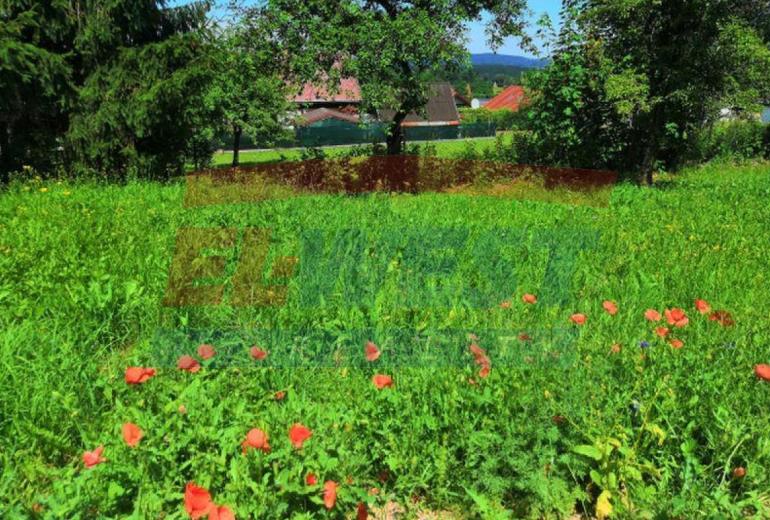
[1, 161, 770, 518]
[211, 136, 503, 167]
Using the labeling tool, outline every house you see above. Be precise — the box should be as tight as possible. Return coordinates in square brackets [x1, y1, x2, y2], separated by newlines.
[292, 77, 362, 115]
[288, 77, 371, 145]
[378, 83, 461, 128]
[288, 78, 489, 145]
[484, 85, 527, 111]
[452, 88, 472, 108]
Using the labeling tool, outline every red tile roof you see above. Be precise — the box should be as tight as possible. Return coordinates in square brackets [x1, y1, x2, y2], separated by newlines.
[292, 77, 362, 104]
[484, 85, 526, 111]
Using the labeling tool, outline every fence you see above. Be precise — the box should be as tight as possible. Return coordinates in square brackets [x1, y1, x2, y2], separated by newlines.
[216, 121, 496, 150]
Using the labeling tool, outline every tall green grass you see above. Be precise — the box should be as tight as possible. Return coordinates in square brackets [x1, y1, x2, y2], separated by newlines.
[1, 162, 769, 518]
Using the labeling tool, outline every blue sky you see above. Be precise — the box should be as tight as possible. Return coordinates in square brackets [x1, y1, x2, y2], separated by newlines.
[466, 1, 562, 57]
[174, 0, 562, 57]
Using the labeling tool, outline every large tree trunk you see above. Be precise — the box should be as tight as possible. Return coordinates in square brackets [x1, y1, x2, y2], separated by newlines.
[640, 142, 656, 186]
[386, 113, 407, 155]
[232, 125, 242, 168]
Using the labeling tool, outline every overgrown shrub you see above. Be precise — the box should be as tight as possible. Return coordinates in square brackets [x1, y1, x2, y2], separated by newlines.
[693, 120, 767, 162]
[459, 107, 524, 130]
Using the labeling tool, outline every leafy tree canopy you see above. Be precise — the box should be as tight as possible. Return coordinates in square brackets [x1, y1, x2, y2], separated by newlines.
[526, 0, 770, 181]
[255, 0, 531, 154]
[1, 0, 213, 180]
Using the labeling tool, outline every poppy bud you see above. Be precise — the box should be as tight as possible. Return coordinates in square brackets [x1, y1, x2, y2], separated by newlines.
[754, 364, 770, 382]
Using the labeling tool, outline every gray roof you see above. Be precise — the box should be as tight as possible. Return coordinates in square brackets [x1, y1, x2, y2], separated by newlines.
[379, 83, 460, 125]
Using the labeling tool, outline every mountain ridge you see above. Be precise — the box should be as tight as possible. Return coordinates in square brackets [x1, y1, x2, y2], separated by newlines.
[471, 53, 548, 68]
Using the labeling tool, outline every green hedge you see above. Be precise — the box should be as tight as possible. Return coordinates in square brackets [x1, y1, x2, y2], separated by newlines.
[215, 121, 496, 150]
[459, 107, 524, 130]
[694, 119, 770, 162]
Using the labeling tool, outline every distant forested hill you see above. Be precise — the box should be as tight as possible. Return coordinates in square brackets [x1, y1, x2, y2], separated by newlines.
[432, 54, 547, 99]
[470, 53, 549, 68]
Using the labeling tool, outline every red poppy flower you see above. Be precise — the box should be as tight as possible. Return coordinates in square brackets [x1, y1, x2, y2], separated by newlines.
[274, 391, 286, 401]
[82, 445, 106, 468]
[208, 505, 235, 520]
[469, 343, 486, 360]
[372, 374, 393, 389]
[695, 299, 711, 314]
[473, 344, 491, 376]
[499, 300, 511, 309]
[518, 333, 531, 341]
[124, 367, 156, 385]
[644, 309, 661, 322]
[323, 481, 338, 510]
[709, 310, 735, 327]
[184, 482, 213, 519]
[665, 308, 689, 328]
[122, 422, 143, 447]
[610, 343, 621, 354]
[754, 364, 770, 382]
[602, 300, 618, 316]
[522, 293, 537, 304]
[250, 346, 268, 361]
[357, 502, 368, 520]
[733, 467, 746, 479]
[289, 423, 312, 448]
[364, 341, 380, 362]
[177, 355, 200, 373]
[655, 327, 670, 338]
[306, 473, 318, 486]
[197, 344, 215, 360]
[669, 339, 684, 349]
[570, 313, 587, 325]
[551, 415, 566, 425]
[242, 428, 270, 454]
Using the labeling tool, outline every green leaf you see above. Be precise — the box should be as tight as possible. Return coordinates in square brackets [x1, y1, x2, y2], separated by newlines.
[573, 444, 603, 461]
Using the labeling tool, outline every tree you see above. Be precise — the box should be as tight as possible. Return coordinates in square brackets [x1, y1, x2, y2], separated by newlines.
[65, 1, 214, 180]
[208, 24, 289, 168]
[526, 0, 770, 183]
[257, 0, 531, 155]
[0, 3, 73, 182]
[1, 1, 214, 182]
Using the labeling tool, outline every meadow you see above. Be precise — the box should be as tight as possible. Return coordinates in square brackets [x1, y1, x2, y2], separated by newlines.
[1, 160, 770, 518]
[210, 136, 503, 168]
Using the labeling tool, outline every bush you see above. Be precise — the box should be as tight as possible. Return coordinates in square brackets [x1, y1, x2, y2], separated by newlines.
[454, 130, 539, 165]
[459, 108, 524, 130]
[694, 120, 767, 162]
